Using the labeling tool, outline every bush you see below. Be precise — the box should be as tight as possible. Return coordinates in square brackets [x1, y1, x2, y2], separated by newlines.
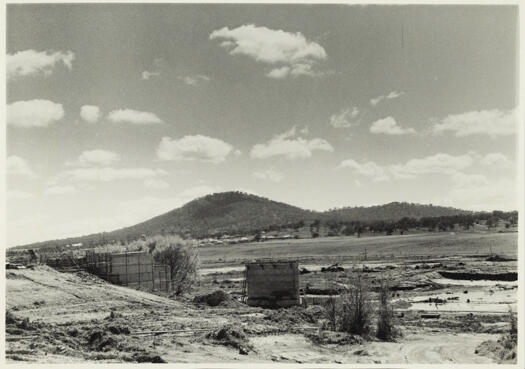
[339, 274, 372, 336]
[143, 235, 199, 295]
[376, 278, 397, 341]
[325, 296, 337, 332]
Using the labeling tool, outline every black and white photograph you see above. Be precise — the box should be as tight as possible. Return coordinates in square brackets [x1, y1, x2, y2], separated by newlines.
[4, 1, 523, 365]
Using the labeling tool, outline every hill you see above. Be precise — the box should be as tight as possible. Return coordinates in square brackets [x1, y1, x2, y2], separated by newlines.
[324, 201, 471, 222]
[13, 191, 474, 250]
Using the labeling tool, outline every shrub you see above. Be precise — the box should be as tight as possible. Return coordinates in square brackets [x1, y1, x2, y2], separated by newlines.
[325, 296, 337, 331]
[339, 274, 372, 336]
[147, 235, 200, 295]
[376, 278, 397, 341]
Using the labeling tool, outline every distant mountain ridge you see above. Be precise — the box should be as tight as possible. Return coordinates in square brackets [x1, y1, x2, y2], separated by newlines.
[324, 201, 469, 222]
[15, 191, 472, 249]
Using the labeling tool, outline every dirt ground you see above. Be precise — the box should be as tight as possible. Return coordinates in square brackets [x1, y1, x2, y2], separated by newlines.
[5, 232, 518, 364]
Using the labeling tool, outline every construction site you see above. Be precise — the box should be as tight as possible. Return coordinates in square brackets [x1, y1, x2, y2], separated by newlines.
[5, 231, 518, 364]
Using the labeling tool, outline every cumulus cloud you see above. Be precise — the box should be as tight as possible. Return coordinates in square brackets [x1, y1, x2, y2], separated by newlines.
[370, 116, 416, 135]
[329, 107, 359, 128]
[339, 152, 475, 181]
[141, 70, 160, 80]
[80, 105, 100, 123]
[56, 167, 168, 182]
[479, 152, 513, 168]
[250, 126, 333, 160]
[389, 153, 474, 179]
[44, 185, 78, 195]
[67, 149, 121, 167]
[179, 74, 210, 86]
[107, 109, 163, 124]
[338, 159, 389, 182]
[7, 49, 74, 79]
[7, 156, 36, 179]
[210, 24, 327, 78]
[144, 178, 170, 189]
[370, 90, 404, 106]
[253, 168, 285, 182]
[267, 66, 290, 79]
[7, 99, 64, 127]
[157, 135, 239, 163]
[7, 190, 35, 200]
[432, 109, 516, 137]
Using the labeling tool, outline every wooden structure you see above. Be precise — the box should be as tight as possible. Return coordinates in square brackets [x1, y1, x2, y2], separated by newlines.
[85, 251, 171, 292]
[245, 260, 300, 307]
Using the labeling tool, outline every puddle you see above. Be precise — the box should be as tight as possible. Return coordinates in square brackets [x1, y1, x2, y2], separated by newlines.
[432, 278, 517, 287]
[403, 289, 517, 313]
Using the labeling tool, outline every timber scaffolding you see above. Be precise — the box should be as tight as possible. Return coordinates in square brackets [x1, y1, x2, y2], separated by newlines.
[244, 259, 300, 308]
[85, 251, 172, 292]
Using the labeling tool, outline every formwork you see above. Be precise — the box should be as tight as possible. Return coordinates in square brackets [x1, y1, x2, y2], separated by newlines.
[245, 260, 300, 307]
[85, 251, 171, 292]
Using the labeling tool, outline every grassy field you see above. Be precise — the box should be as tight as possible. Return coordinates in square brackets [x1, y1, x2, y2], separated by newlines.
[198, 231, 518, 264]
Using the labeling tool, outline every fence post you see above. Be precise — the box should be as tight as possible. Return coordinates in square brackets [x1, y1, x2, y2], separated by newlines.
[138, 252, 141, 289]
[152, 256, 155, 292]
[125, 251, 128, 286]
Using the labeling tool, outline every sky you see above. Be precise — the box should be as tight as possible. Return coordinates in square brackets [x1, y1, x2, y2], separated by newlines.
[6, 4, 519, 246]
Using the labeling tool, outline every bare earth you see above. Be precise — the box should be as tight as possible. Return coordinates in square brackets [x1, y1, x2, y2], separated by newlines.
[6, 232, 517, 363]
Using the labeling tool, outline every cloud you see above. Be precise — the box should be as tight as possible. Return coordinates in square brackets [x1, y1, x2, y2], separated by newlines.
[250, 126, 333, 160]
[80, 105, 101, 123]
[330, 107, 359, 128]
[157, 135, 239, 163]
[67, 149, 121, 167]
[253, 168, 285, 182]
[449, 172, 489, 187]
[267, 66, 290, 79]
[56, 167, 168, 182]
[141, 70, 160, 80]
[7, 190, 35, 200]
[44, 185, 78, 195]
[339, 152, 475, 181]
[107, 109, 163, 124]
[370, 116, 416, 135]
[179, 74, 210, 86]
[7, 156, 36, 179]
[7, 49, 74, 79]
[479, 152, 513, 168]
[210, 24, 327, 78]
[338, 159, 390, 182]
[432, 109, 516, 137]
[440, 176, 516, 211]
[389, 153, 474, 179]
[144, 178, 170, 189]
[7, 99, 64, 127]
[370, 91, 404, 106]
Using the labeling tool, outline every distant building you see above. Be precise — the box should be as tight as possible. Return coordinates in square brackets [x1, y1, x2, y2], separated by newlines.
[245, 260, 300, 308]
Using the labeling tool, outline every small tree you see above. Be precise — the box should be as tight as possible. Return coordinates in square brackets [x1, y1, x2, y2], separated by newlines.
[340, 273, 372, 336]
[376, 277, 397, 341]
[149, 235, 199, 295]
